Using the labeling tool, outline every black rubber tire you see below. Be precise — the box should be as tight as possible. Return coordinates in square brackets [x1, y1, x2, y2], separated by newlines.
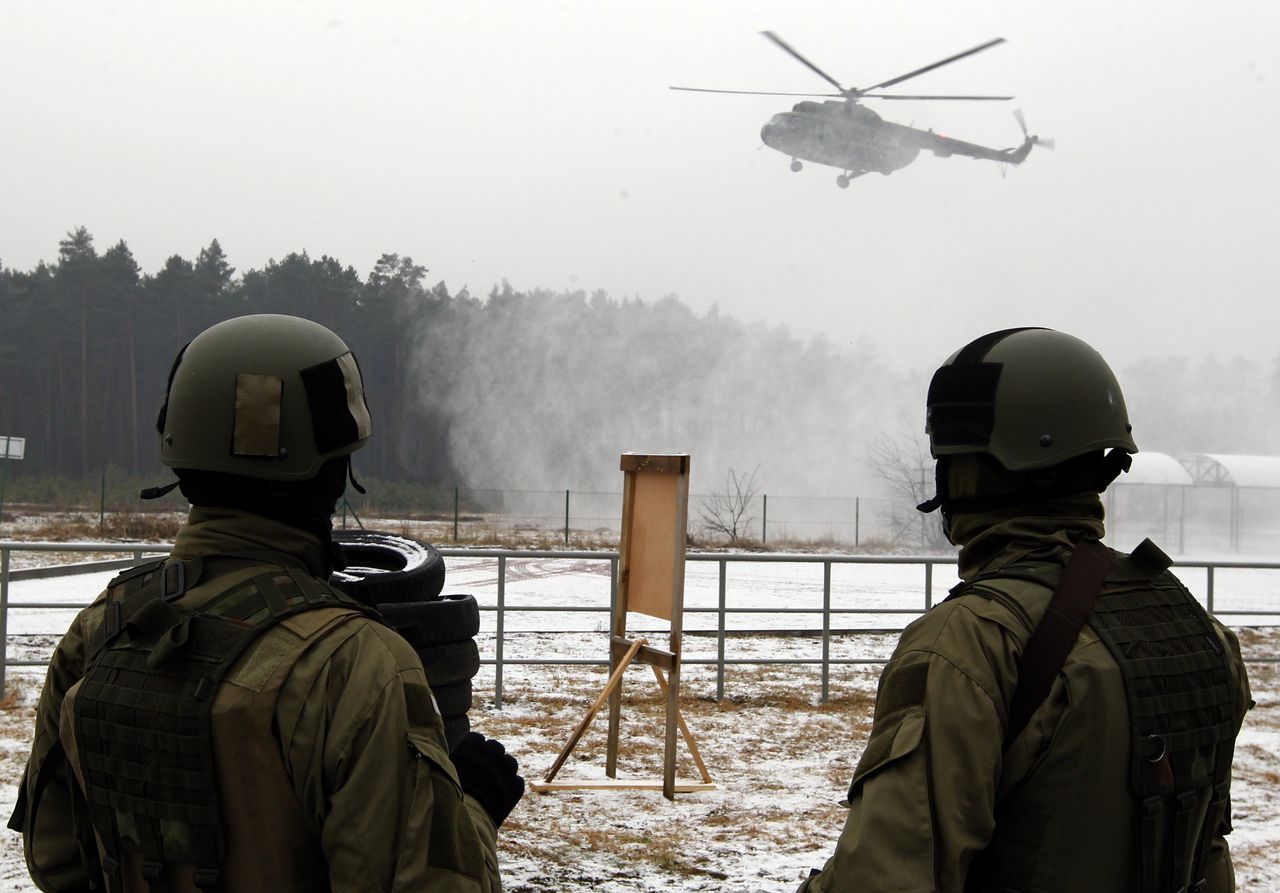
[419, 639, 480, 686]
[376, 595, 480, 646]
[443, 714, 471, 752]
[431, 680, 473, 718]
[331, 532, 446, 604]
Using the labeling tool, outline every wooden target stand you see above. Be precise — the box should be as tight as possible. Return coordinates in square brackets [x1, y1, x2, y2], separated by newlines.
[531, 453, 714, 800]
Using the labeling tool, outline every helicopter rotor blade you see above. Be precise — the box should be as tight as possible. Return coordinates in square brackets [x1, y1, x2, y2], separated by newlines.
[1036, 137, 1056, 150]
[1014, 107, 1028, 137]
[669, 86, 843, 97]
[760, 31, 849, 94]
[863, 93, 1013, 101]
[864, 37, 1006, 92]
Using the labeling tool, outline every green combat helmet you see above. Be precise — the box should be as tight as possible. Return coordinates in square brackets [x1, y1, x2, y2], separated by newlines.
[925, 327, 1136, 470]
[157, 314, 372, 481]
[918, 327, 1136, 519]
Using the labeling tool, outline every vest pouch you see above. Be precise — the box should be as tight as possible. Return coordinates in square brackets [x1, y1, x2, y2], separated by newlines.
[407, 731, 464, 797]
[839, 706, 934, 886]
[844, 705, 925, 806]
[394, 732, 486, 885]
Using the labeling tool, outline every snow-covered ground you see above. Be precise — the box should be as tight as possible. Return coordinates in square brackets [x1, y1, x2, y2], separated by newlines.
[0, 553, 1276, 891]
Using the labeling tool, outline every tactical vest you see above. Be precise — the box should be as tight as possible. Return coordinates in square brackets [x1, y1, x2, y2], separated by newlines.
[71, 555, 381, 893]
[954, 540, 1242, 893]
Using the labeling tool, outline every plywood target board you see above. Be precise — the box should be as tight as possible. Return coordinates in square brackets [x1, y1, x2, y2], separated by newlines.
[620, 454, 689, 622]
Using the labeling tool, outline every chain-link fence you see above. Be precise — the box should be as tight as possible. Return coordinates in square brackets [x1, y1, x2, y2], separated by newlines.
[340, 488, 912, 549]
[5, 472, 1280, 556]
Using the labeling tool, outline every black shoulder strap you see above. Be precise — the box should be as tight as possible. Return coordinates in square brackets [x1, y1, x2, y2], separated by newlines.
[1005, 540, 1112, 745]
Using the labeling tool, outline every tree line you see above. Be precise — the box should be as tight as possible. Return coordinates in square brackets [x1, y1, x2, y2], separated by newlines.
[0, 228, 895, 497]
[0, 228, 459, 483]
[3, 228, 1278, 503]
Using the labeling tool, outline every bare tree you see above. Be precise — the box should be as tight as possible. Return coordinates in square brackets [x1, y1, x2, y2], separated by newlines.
[868, 415, 949, 551]
[698, 466, 761, 545]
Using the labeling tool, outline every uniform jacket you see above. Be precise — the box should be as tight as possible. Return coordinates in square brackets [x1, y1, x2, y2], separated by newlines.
[14, 507, 502, 892]
[799, 497, 1252, 893]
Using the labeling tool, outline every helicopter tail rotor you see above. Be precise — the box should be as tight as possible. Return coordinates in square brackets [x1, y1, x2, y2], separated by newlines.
[1014, 108, 1055, 150]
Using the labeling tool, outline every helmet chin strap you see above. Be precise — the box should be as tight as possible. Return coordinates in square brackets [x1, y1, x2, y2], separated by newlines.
[140, 480, 181, 500]
[916, 457, 956, 544]
[347, 457, 367, 495]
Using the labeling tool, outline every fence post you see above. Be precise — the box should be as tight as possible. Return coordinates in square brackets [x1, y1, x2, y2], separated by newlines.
[453, 487, 459, 542]
[1206, 565, 1215, 614]
[761, 494, 768, 545]
[564, 489, 570, 545]
[821, 561, 832, 704]
[610, 554, 618, 619]
[855, 497, 860, 548]
[1179, 487, 1186, 555]
[925, 562, 934, 610]
[0, 546, 9, 698]
[495, 555, 506, 708]
[717, 558, 727, 701]
[342, 499, 364, 530]
[100, 468, 107, 529]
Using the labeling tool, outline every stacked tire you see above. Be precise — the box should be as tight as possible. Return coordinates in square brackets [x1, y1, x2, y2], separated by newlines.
[331, 532, 478, 750]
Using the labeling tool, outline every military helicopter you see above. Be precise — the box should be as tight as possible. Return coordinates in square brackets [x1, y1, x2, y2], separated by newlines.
[672, 32, 1052, 187]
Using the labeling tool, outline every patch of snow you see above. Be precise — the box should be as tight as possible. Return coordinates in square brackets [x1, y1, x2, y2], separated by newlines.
[0, 556, 1276, 891]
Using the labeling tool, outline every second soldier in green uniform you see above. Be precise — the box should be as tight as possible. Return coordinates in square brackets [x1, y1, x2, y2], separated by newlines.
[13, 314, 523, 892]
[800, 328, 1251, 893]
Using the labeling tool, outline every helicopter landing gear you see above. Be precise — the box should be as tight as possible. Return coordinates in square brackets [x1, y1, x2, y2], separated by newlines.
[836, 170, 865, 188]
[790, 159, 803, 172]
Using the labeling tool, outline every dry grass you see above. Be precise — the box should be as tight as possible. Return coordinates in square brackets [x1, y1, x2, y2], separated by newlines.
[466, 642, 1280, 891]
[11, 507, 930, 560]
[5, 510, 184, 542]
[2, 636, 1276, 892]
[1243, 662, 1277, 694]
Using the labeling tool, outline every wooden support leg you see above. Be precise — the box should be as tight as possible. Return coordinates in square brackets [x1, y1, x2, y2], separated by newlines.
[663, 663, 679, 800]
[606, 664, 622, 779]
[649, 664, 713, 785]
[543, 638, 646, 784]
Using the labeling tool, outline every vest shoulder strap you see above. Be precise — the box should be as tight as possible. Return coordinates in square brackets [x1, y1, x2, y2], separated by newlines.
[1004, 540, 1111, 744]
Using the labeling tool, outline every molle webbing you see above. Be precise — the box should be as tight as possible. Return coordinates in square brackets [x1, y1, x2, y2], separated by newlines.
[73, 557, 377, 891]
[955, 539, 1239, 893]
[1085, 549, 1238, 893]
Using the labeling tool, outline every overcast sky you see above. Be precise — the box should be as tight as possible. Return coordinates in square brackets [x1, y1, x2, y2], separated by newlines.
[3, 0, 1278, 373]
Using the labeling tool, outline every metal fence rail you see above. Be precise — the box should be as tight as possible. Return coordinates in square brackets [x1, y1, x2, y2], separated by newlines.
[3, 541, 1279, 704]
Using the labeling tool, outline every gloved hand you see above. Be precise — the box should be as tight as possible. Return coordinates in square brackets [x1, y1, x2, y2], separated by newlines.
[448, 732, 525, 828]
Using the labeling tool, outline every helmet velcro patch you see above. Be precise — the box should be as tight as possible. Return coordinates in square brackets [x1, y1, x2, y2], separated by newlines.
[232, 374, 284, 457]
[926, 362, 1001, 447]
[300, 351, 372, 455]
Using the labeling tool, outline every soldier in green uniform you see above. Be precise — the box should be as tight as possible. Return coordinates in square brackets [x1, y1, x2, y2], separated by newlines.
[11, 314, 523, 892]
[799, 328, 1252, 893]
